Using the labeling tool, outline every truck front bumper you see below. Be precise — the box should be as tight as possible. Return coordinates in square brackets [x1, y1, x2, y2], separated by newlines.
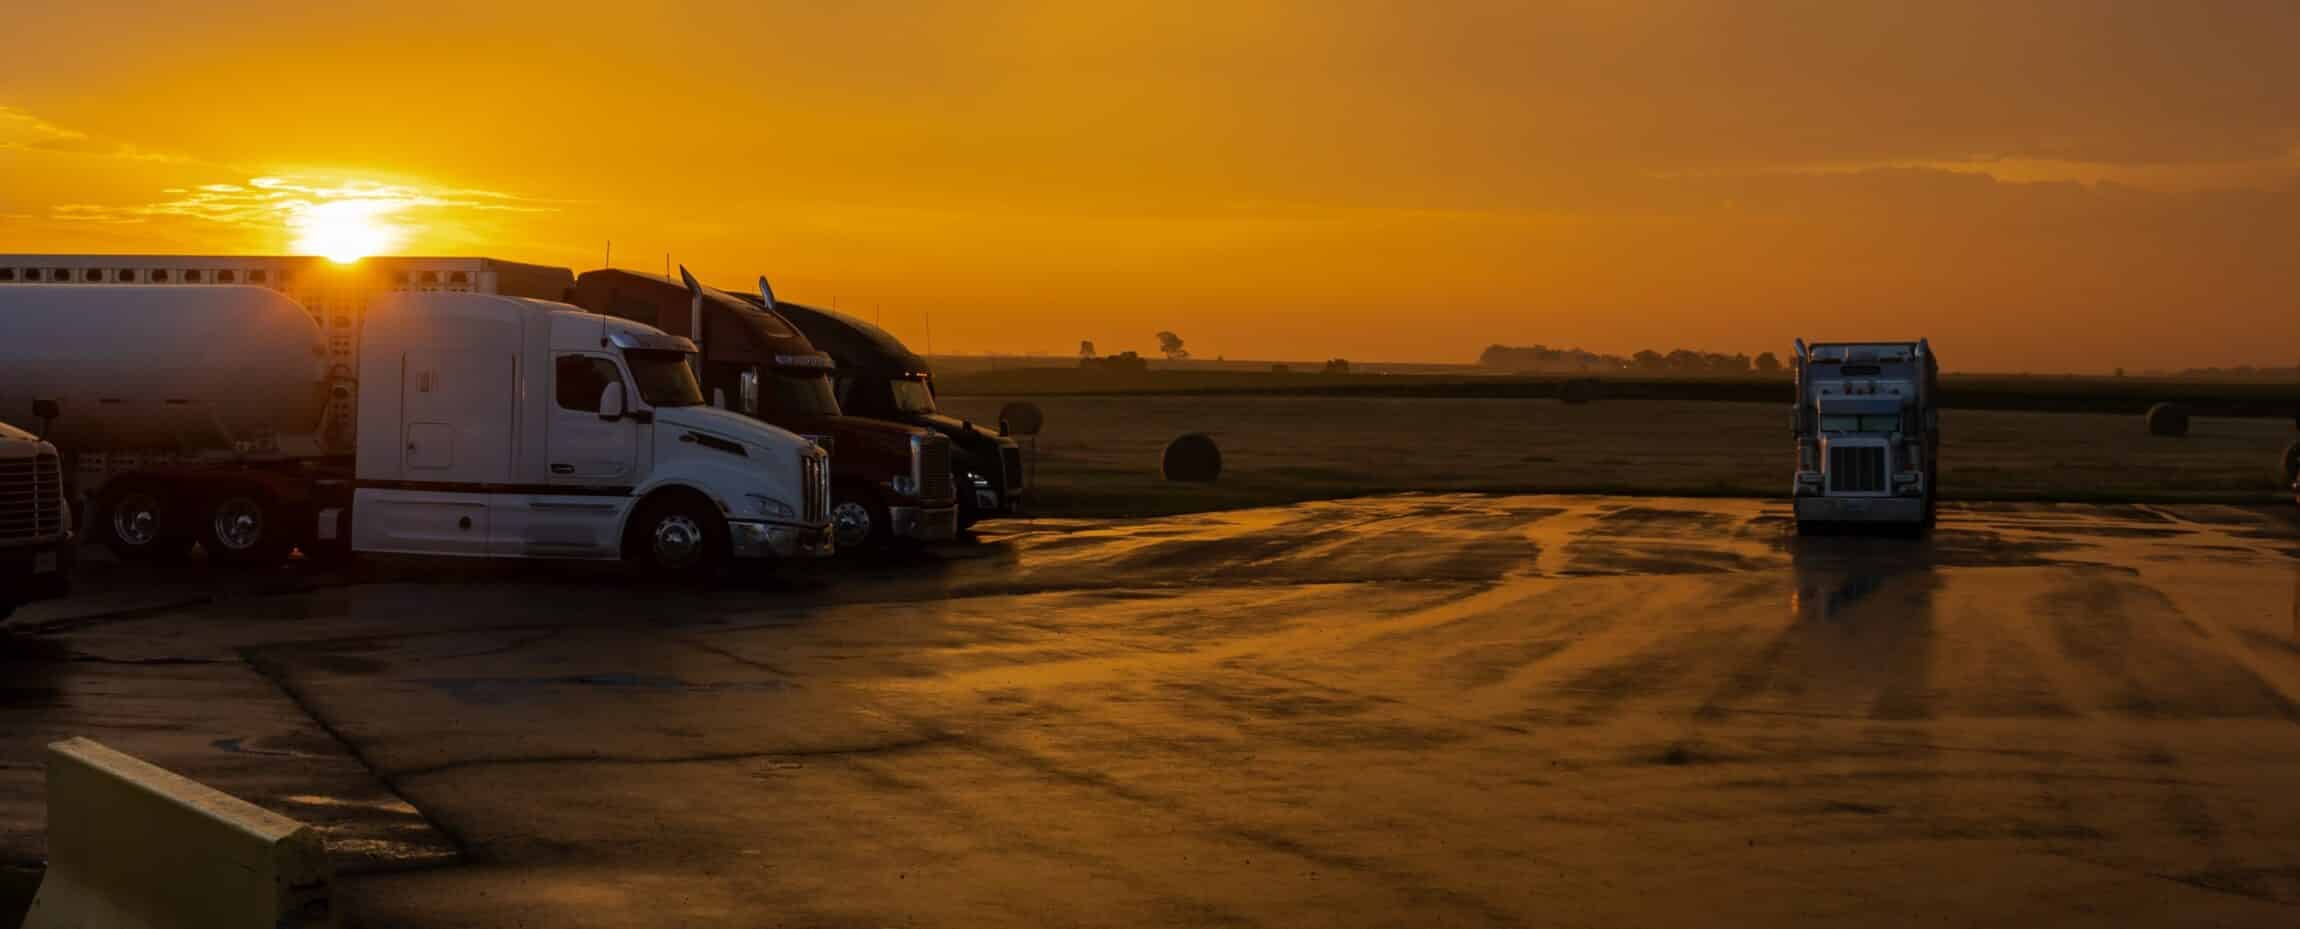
[1794, 496, 1926, 525]
[0, 533, 74, 606]
[731, 520, 836, 560]
[889, 505, 961, 542]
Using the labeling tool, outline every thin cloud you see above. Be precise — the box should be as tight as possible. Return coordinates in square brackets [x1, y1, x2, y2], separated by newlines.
[0, 106, 94, 153]
[0, 105, 202, 165]
[52, 175, 556, 227]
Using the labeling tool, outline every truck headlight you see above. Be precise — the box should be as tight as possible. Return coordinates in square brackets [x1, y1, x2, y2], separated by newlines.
[746, 494, 795, 519]
[963, 470, 991, 488]
[891, 475, 919, 496]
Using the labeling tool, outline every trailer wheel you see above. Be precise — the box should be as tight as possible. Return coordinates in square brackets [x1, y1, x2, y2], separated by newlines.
[199, 488, 291, 567]
[626, 493, 729, 580]
[93, 480, 193, 562]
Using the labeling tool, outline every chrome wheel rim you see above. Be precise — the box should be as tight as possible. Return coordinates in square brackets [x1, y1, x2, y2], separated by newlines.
[830, 501, 873, 549]
[112, 493, 162, 547]
[212, 497, 265, 551]
[652, 514, 706, 568]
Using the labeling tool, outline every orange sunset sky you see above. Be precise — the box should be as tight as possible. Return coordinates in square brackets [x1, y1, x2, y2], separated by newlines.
[3, 1, 2296, 372]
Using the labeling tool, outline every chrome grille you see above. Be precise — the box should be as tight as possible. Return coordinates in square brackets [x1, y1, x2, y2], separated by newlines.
[916, 435, 955, 501]
[1000, 445, 1025, 492]
[0, 453, 64, 542]
[1827, 445, 1888, 494]
[801, 452, 828, 524]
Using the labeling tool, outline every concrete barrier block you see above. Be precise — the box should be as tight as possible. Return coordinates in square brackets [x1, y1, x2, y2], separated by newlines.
[22, 737, 332, 929]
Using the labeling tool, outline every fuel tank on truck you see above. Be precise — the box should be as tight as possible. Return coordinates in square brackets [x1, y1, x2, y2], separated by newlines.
[0, 285, 329, 451]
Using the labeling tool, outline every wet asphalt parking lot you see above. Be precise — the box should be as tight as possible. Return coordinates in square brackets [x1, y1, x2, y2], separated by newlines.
[5, 494, 2300, 927]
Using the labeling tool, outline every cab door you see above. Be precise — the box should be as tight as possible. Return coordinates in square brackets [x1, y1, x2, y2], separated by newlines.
[547, 354, 640, 486]
[510, 354, 640, 558]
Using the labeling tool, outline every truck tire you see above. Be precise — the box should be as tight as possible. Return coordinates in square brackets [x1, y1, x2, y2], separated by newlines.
[829, 487, 892, 553]
[199, 487, 292, 567]
[92, 479, 193, 562]
[625, 493, 729, 580]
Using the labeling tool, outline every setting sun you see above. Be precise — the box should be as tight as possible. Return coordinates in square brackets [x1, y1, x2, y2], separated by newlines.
[289, 196, 405, 263]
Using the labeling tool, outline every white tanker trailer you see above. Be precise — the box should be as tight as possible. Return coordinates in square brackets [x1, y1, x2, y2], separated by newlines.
[0, 285, 834, 575]
[0, 286, 335, 454]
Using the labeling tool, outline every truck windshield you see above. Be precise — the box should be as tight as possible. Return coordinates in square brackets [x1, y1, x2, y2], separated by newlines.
[1820, 414, 1899, 433]
[770, 371, 841, 417]
[889, 378, 937, 414]
[623, 350, 704, 407]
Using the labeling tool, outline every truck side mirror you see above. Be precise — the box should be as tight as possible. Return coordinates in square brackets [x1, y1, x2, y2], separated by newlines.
[598, 382, 626, 422]
[31, 398, 59, 440]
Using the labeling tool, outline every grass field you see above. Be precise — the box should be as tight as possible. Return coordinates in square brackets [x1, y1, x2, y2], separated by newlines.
[939, 367, 2300, 418]
[940, 395, 2300, 518]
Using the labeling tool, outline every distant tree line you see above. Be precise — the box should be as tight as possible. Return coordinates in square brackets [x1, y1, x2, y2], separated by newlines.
[2134, 364, 2300, 382]
[1480, 344, 1782, 375]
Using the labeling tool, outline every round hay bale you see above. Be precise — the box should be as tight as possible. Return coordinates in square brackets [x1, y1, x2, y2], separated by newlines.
[998, 401, 1044, 436]
[2282, 439, 2300, 485]
[1559, 378, 1604, 405]
[1161, 433, 1222, 482]
[2145, 402, 2190, 437]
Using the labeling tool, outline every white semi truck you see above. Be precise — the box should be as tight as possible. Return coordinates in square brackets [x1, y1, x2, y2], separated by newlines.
[0, 283, 833, 576]
[0, 417, 73, 619]
[1790, 339, 1940, 533]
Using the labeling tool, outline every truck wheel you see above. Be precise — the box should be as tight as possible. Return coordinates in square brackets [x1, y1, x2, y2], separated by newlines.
[626, 494, 729, 580]
[93, 480, 192, 562]
[200, 488, 291, 567]
[829, 489, 890, 553]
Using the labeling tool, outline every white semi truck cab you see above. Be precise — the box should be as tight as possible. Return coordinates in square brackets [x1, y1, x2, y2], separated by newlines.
[1790, 339, 1940, 533]
[348, 290, 834, 569]
[0, 418, 72, 619]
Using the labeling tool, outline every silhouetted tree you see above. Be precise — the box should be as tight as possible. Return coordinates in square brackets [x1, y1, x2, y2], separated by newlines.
[1079, 340, 1096, 359]
[1633, 349, 1666, 370]
[1754, 352, 1782, 373]
[1155, 331, 1189, 360]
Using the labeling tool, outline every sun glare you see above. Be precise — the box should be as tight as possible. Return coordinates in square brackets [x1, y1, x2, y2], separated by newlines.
[290, 196, 406, 263]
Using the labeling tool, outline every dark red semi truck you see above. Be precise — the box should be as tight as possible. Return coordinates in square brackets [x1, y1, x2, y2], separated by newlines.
[570, 269, 957, 550]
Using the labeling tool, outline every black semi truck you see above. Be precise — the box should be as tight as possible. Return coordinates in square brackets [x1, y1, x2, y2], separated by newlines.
[727, 281, 1025, 528]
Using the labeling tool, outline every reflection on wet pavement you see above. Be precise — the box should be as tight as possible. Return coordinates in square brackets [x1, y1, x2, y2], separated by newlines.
[4, 494, 2299, 927]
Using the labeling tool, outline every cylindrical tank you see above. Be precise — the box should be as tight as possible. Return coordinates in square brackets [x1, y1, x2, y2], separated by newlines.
[0, 285, 329, 451]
